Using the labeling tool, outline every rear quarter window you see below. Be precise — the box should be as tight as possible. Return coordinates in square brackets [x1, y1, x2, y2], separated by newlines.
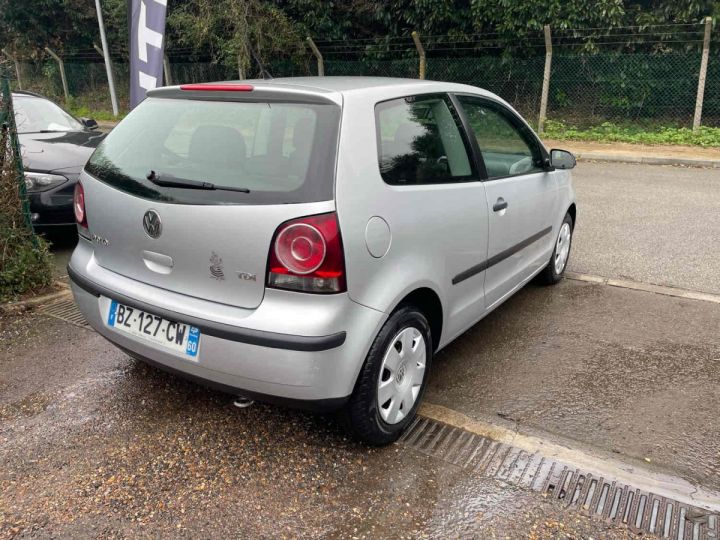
[375, 94, 475, 186]
[85, 97, 339, 205]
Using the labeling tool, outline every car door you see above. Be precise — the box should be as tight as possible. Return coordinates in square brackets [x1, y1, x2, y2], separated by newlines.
[341, 92, 490, 341]
[455, 95, 559, 309]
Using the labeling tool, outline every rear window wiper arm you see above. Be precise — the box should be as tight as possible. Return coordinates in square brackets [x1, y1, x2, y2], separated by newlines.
[146, 170, 250, 193]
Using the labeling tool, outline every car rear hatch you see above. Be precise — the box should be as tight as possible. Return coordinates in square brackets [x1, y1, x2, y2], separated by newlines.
[81, 82, 341, 309]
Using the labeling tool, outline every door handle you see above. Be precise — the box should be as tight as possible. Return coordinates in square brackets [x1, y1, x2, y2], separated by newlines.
[493, 198, 508, 212]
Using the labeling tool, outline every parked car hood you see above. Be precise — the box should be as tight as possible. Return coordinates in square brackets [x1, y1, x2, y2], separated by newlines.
[18, 130, 105, 174]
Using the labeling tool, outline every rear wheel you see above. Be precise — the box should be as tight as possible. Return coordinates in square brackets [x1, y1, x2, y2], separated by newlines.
[345, 305, 432, 445]
[537, 212, 573, 285]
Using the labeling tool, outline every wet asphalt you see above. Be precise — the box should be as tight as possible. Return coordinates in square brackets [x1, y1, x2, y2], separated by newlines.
[2, 161, 718, 538]
[568, 162, 720, 294]
[427, 278, 720, 492]
[1, 311, 638, 539]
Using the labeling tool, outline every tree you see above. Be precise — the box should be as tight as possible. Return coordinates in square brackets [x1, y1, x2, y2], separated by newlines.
[167, 0, 305, 77]
[0, 0, 97, 56]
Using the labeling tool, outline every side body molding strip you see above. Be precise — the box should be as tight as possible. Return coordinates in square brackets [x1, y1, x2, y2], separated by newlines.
[452, 226, 553, 285]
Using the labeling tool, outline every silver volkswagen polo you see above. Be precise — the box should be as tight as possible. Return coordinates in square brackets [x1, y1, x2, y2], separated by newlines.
[69, 77, 576, 444]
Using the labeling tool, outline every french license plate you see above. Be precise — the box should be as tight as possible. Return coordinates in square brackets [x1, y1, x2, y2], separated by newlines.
[106, 299, 200, 357]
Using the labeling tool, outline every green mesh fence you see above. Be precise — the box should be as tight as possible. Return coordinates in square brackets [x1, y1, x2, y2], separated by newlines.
[548, 51, 706, 127]
[6, 39, 719, 128]
[0, 77, 32, 233]
[704, 48, 720, 126]
[325, 57, 418, 78]
[426, 56, 545, 121]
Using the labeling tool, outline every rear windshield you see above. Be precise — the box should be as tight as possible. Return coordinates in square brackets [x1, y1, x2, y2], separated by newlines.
[85, 97, 340, 205]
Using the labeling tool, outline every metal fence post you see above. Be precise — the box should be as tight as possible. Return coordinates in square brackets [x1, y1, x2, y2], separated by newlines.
[306, 37, 324, 76]
[538, 25, 553, 134]
[237, 53, 244, 80]
[693, 17, 712, 131]
[163, 54, 172, 86]
[94, 0, 119, 117]
[93, 42, 119, 116]
[1, 49, 22, 89]
[411, 31, 426, 80]
[44, 47, 70, 101]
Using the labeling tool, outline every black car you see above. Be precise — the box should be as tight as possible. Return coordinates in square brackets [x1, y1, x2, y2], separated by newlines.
[14, 91, 106, 228]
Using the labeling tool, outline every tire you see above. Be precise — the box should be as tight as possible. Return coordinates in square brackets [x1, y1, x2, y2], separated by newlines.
[344, 305, 433, 445]
[537, 212, 574, 285]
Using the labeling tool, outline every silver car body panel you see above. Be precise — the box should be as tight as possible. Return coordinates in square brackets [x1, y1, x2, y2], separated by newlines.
[70, 238, 384, 401]
[70, 77, 575, 405]
[85, 176, 336, 310]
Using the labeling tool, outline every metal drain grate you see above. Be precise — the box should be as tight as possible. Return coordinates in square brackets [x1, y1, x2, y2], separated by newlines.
[401, 417, 719, 540]
[40, 299, 89, 328]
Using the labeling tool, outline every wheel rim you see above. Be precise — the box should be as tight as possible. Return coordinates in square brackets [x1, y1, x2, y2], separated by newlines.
[554, 222, 572, 274]
[377, 326, 426, 425]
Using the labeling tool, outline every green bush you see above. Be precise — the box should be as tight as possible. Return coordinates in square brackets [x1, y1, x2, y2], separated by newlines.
[1, 81, 55, 302]
[544, 120, 720, 147]
[0, 228, 53, 302]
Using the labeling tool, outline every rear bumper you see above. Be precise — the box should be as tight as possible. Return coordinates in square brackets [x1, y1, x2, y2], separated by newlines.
[68, 265, 346, 352]
[69, 241, 385, 407]
[116, 343, 351, 412]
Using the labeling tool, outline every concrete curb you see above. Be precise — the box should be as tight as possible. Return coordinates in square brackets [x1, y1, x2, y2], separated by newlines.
[574, 151, 720, 168]
[566, 271, 720, 304]
[0, 282, 72, 314]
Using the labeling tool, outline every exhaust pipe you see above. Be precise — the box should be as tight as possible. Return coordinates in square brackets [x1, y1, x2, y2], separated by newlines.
[233, 396, 254, 409]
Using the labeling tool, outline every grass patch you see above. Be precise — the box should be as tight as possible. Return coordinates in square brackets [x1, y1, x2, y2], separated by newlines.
[544, 120, 720, 147]
[67, 104, 126, 122]
[65, 93, 127, 122]
[67, 103, 126, 122]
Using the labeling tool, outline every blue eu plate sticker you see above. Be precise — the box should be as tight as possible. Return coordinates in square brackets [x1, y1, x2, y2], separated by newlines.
[107, 299, 118, 326]
[186, 326, 200, 357]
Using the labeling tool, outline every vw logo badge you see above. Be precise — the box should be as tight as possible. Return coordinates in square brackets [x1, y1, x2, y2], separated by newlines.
[143, 210, 162, 239]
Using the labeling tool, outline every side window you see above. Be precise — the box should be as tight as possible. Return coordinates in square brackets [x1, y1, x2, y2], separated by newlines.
[375, 94, 474, 185]
[458, 96, 544, 180]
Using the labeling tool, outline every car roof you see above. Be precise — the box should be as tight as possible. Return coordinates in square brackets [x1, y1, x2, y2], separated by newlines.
[150, 76, 502, 109]
[249, 76, 435, 92]
[245, 76, 493, 96]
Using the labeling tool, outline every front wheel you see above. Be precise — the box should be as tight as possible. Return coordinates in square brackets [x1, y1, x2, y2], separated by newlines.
[537, 212, 573, 285]
[344, 305, 432, 445]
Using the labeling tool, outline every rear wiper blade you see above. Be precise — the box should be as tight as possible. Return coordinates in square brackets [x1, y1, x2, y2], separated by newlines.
[146, 170, 250, 193]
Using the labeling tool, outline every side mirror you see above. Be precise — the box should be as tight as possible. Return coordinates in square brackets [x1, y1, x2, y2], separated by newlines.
[549, 149, 576, 170]
[81, 117, 98, 130]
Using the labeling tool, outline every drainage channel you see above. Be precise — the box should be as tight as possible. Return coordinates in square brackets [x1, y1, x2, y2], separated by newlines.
[400, 416, 719, 540]
[39, 299, 89, 329]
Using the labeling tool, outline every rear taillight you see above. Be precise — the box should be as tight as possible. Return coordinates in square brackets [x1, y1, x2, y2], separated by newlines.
[73, 182, 87, 229]
[267, 213, 346, 294]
